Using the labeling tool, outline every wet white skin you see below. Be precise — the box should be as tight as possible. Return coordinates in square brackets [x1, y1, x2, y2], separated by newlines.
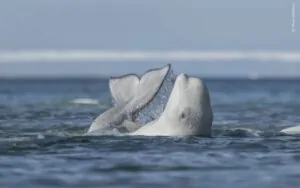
[132, 73, 213, 137]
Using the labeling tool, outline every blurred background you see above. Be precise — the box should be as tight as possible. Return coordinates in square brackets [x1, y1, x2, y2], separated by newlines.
[0, 0, 299, 78]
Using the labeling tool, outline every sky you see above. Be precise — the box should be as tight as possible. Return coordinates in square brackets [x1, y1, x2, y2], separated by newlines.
[0, 0, 299, 77]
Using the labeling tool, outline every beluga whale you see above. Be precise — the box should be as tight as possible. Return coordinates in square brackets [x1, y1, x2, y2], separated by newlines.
[86, 64, 172, 135]
[131, 73, 213, 137]
[280, 125, 300, 135]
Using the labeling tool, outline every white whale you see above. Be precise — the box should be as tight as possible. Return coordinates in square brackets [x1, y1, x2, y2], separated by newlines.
[131, 73, 213, 137]
[280, 125, 300, 135]
[86, 64, 171, 134]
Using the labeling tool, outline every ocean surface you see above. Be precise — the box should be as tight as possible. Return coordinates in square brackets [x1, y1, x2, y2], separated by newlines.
[1, 77, 300, 188]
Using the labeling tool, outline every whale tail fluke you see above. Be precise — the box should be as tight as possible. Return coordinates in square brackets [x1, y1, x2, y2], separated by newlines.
[109, 74, 139, 105]
[87, 64, 171, 135]
[109, 64, 171, 109]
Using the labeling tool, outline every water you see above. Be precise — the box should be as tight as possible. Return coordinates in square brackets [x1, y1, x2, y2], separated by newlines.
[1, 78, 300, 188]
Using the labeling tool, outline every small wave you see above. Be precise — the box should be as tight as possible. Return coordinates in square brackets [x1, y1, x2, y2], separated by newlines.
[84, 128, 127, 137]
[213, 126, 293, 138]
[221, 127, 263, 137]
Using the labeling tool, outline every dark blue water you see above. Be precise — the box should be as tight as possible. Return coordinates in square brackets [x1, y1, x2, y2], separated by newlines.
[1, 78, 300, 188]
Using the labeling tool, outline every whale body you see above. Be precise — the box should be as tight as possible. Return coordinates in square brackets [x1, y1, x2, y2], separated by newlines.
[131, 73, 213, 137]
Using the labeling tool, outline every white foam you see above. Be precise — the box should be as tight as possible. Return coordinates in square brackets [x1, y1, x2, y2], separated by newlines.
[70, 98, 99, 105]
[0, 50, 300, 62]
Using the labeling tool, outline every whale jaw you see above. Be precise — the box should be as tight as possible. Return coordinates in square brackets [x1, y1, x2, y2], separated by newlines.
[132, 74, 213, 137]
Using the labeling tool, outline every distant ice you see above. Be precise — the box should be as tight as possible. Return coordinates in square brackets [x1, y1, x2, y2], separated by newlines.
[0, 50, 300, 63]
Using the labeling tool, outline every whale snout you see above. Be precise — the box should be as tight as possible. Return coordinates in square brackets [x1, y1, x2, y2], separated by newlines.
[176, 74, 190, 86]
[179, 73, 188, 78]
[177, 73, 188, 80]
[176, 73, 205, 90]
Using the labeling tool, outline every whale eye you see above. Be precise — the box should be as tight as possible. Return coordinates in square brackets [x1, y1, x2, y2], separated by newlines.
[180, 112, 185, 119]
[179, 108, 192, 121]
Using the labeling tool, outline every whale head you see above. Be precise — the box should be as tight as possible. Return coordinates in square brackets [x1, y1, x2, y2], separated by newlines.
[161, 73, 213, 136]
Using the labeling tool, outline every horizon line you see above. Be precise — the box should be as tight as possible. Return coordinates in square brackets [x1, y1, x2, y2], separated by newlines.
[0, 50, 300, 63]
[2, 75, 300, 80]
